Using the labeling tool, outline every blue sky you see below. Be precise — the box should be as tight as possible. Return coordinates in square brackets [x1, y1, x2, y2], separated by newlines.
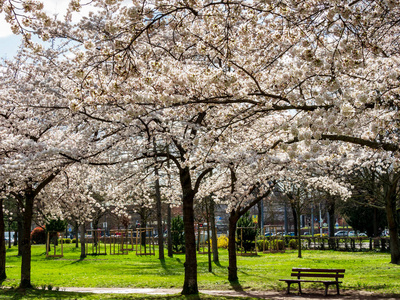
[0, 35, 23, 59]
[0, 0, 80, 59]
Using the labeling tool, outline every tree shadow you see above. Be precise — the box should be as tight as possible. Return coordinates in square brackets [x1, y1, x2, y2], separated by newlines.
[175, 258, 183, 264]
[182, 295, 201, 300]
[229, 280, 244, 292]
[159, 258, 168, 270]
[213, 261, 222, 267]
[70, 257, 86, 264]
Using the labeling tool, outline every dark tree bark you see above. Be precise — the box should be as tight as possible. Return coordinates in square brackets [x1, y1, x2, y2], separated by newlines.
[228, 211, 239, 282]
[140, 219, 147, 247]
[80, 224, 86, 259]
[20, 192, 34, 289]
[0, 198, 7, 281]
[167, 204, 173, 257]
[373, 208, 379, 237]
[155, 167, 164, 260]
[296, 204, 302, 258]
[257, 201, 263, 232]
[328, 200, 335, 238]
[386, 183, 400, 264]
[180, 166, 198, 295]
[206, 209, 212, 273]
[291, 202, 298, 236]
[210, 199, 219, 263]
[226, 179, 272, 282]
[17, 209, 23, 256]
[154, 139, 164, 260]
[74, 221, 79, 248]
[327, 198, 336, 250]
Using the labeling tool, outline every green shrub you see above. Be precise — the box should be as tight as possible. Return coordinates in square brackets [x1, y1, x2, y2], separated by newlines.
[46, 219, 67, 232]
[171, 216, 185, 253]
[289, 239, 298, 249]
[63, 238, 72, 244]
[270, 239, 285, 250]
[257, 239, 269, 251]
[236, 212, 257, 252]
[71, 238, 78, 243]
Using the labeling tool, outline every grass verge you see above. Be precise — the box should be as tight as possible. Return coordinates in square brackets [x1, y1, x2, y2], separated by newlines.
[2, 244, 399, 296]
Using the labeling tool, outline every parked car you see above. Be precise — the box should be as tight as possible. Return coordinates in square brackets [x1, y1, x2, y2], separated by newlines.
[334, 230, 348, 237]
[349, 231, 367, 237]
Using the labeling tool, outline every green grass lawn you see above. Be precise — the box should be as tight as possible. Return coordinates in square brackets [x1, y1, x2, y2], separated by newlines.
[1, 244, 399, 299]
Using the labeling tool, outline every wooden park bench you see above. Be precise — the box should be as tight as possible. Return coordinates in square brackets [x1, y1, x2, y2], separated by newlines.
[279, 268, 345, 296]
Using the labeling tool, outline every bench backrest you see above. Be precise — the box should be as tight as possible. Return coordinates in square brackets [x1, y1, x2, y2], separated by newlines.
[291, 268, 345, 281]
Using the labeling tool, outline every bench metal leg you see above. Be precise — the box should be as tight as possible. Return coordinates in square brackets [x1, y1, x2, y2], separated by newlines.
[324, 283, 329, 296]
[298, 282, 302, 294]
[336, 283, 340, 295]
[286, 282, 291, 294]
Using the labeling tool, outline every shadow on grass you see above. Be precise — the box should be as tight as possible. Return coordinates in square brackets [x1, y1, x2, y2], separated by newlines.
[213, 261, 223, 268]
[175, 258, 183, 264]
[229, 280, 243, 292]
[0, 288, 92, 299]
[70, 257, 86, 264]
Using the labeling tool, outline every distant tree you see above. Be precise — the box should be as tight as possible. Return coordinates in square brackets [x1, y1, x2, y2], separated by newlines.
[236, 212, 257, 253]
[171, 216, 185, 253]
[340, 201, 387, 237]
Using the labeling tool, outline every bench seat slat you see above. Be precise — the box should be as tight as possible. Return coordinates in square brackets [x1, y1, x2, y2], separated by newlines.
[280, 279, 343, 284]
[291, 273, 344, 278]
[292, 268, 345, 273]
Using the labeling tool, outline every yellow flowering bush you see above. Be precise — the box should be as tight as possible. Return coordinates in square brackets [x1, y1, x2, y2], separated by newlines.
[217, 235, 229, 249]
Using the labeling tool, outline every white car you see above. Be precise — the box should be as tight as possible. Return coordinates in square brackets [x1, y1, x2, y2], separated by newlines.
[334, 231, 348, 237]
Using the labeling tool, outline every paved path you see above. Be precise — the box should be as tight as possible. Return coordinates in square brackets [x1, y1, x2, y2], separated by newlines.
[62, 287, 399, 299]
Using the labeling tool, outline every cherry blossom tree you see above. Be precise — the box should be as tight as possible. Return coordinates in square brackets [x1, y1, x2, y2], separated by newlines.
[2, 1, 400, 294]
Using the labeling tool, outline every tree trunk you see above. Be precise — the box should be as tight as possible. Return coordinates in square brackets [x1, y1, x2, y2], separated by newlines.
[74, 221, 79, 248]
[141, 219, 147, 247]
[228, 212, 238, 282]
[8, 221, 12, 249]
[80, 224, 86, 259]
[181, 168, 198, 295]
[0, 199, 7, 281]
[206, 212, 212, 272]
[373, 208, 379, 237]
[167, 204, 173, 257]
[386, 191, 400, 264]
[20, 193, 34, 289]
[155, 170, 164, 260]
[328, 200, 336, 250]
[154, 139, 164, 260]
[210, 199, 219, 263]
[17, 211, 23, 256]
[257, 201, 262, 232]
[328, 202, 335, 238]
[296, 204, 302, 258]
[291, 203, 298, 236]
